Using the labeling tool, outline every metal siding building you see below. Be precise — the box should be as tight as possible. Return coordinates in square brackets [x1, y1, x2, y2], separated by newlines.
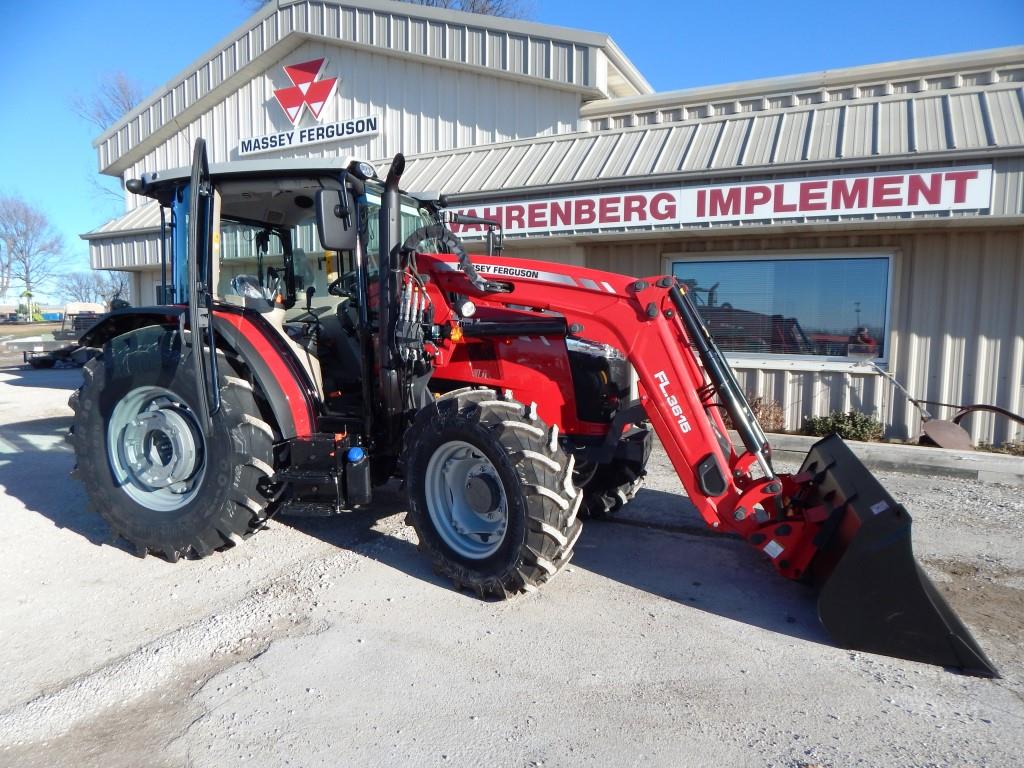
[82, 0, 1024, 446]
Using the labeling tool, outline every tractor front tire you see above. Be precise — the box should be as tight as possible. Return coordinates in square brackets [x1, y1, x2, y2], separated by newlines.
[403, 388, 583, 598]
[579, 429, 652, 519]
[70, 328, 276, 562]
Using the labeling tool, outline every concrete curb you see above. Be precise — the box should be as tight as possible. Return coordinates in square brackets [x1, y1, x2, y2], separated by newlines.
[731, 430, 1024, 486]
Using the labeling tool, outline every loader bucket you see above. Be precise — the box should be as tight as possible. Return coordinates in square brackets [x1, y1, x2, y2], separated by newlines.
[799, 435, 998, 678]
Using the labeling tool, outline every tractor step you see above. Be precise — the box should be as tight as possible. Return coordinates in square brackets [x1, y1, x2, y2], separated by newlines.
[276, 500, 342, 517]
[274, 468, 338, 485]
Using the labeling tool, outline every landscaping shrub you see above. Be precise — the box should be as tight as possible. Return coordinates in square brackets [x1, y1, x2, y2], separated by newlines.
[722, 395, 786, 433]
[803, 410, 884, 442]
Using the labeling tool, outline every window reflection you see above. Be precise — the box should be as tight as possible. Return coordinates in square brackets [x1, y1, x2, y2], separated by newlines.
[671, 256, 888, 358]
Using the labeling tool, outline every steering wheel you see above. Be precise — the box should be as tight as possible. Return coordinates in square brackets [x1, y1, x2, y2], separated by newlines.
[401, 224, 509, 293]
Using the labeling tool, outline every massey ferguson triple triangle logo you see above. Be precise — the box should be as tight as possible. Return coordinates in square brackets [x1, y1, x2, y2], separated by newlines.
[236, 58, 379, 157]
[273, 58, 337, 125]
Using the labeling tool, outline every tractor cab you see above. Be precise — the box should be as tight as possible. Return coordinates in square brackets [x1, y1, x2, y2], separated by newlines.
[129, 149, 437, 424]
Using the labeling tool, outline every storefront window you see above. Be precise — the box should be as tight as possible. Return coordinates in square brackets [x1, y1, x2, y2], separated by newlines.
[670, 255, 889, 359]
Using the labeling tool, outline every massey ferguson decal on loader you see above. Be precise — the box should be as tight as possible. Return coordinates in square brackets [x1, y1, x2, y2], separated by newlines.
[70, 139, 998, 678]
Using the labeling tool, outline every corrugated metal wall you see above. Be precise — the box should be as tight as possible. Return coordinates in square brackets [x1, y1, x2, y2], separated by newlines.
[96, 0, 618, 175]
[577, 227, 1024, 445]
[121, 38, 582, 210]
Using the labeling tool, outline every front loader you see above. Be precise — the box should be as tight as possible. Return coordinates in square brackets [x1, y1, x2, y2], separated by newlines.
[71, 138, 997, 677]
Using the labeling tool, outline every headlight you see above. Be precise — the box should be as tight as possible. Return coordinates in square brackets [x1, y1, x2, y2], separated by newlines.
[350, 161, 377, 180]
[566, 337, 624, 361]
[458, 300, 477, 318]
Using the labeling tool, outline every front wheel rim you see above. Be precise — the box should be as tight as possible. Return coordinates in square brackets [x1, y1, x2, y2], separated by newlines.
[424, 440, 508, 559]
[107, 386, 207, 512]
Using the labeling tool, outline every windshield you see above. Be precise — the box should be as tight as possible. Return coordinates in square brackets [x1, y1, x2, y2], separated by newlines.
[360, 186, 437, 276]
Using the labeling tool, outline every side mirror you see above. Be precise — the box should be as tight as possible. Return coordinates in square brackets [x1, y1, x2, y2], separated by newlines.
[315, 189, 358, 252]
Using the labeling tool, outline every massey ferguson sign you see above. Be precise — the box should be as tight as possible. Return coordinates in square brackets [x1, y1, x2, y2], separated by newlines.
[237, 58, 379, 157]
[451, 166, 993, 236]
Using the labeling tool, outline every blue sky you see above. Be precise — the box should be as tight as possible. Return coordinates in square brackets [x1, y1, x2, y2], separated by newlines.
[0, 0, 1021, 298]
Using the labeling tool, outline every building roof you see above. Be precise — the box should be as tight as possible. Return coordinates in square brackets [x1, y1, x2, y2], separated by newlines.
[94, 0, 651, 175]
[400, 50, 1024, 198]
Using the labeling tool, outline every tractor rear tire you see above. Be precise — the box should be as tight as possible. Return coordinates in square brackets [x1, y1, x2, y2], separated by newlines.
[579, 430, 652, 519]
[403, 388, 583, 598]
[70, 328, 276, 562]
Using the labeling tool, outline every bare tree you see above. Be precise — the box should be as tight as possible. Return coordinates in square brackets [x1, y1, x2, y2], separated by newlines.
[249, 0, 529, 17]
[72, 71, 145, 131]
[0, 196, 64, 299]
[406, 0, 530, 16]
[62, 270, 131, 306]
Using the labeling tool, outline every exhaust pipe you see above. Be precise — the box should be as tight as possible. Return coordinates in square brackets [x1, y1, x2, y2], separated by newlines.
[800, 435, 998, 677]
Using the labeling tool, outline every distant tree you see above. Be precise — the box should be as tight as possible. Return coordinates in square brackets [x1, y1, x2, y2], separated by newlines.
[72, 71, 145, 131]
[248, 0, 530, 17]
[400, 0, 530, 15]
[63, 271, 131, 307]
[0, 196, 63, 299]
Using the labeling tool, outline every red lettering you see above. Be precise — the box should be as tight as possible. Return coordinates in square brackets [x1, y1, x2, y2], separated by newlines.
[944, 170, 979, 204]
[906, 174, 942, 206]
[527, 202, 547, 229]
[743, 185, 772, 214]
[696, 189, 705, 218]
[708, 187, 741, 217]
[550, 201, 572, 227]
[623, 195, 647, 222]
[575, 199, 596, 225]
[773, 184, 797, 213]
[505, 205, 525, 230]
[650, 192, 676, 221]
[831, 178, 868, 209]
[598, 196, 621, 223]
[872, 175, 904, 207]
[799, 180, 828, 211]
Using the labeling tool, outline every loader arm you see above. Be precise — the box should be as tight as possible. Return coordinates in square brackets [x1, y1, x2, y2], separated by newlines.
[422, 252, 999, 677]
[426, 255, 800, 555]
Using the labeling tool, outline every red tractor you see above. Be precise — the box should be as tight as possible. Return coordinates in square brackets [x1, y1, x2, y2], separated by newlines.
[72, 140, 996, 676]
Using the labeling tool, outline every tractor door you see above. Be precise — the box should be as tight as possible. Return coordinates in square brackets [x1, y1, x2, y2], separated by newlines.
[185, 138, 219, 425]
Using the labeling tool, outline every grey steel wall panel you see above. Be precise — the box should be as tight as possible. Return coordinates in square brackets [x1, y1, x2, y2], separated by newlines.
[744, 114, 781, 166]
[549, 136, 598, 183]
[807, 106, 842, 161]
[601, 131, 643, 178]
[914, 96, 950, 152]
[990, 156, 1024, 216]
[683, 122, 723, 170]
[948, 93, 989, 149]
[773, 111, 810, 163]
[987, 87, 1024, 145]
[842, 103, 874, 158]
[652, 125, 696, 173]
[626, 128, 670, 176]
[711, 119, 749, 169]
[878, 100, 910, 154]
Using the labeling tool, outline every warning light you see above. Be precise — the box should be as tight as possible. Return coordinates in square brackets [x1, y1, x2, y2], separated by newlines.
[450, 326, 464, 342]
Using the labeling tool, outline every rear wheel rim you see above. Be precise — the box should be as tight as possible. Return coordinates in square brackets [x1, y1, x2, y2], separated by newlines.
[424, 440, 508, 559]
[107, 386, 207, 512]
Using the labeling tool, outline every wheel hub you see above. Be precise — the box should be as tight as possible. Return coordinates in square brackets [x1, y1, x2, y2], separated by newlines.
[107, 386, 208, 512]
[464, 473, 502, 517]
[122, 406, 203, 490]
[424, 440, 509, 559]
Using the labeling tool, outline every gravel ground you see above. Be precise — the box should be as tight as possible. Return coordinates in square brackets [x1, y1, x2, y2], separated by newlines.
[0, 366, 1022, 767]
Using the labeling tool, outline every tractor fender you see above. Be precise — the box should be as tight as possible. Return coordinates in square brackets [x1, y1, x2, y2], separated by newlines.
[79, 306, 318, 439]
